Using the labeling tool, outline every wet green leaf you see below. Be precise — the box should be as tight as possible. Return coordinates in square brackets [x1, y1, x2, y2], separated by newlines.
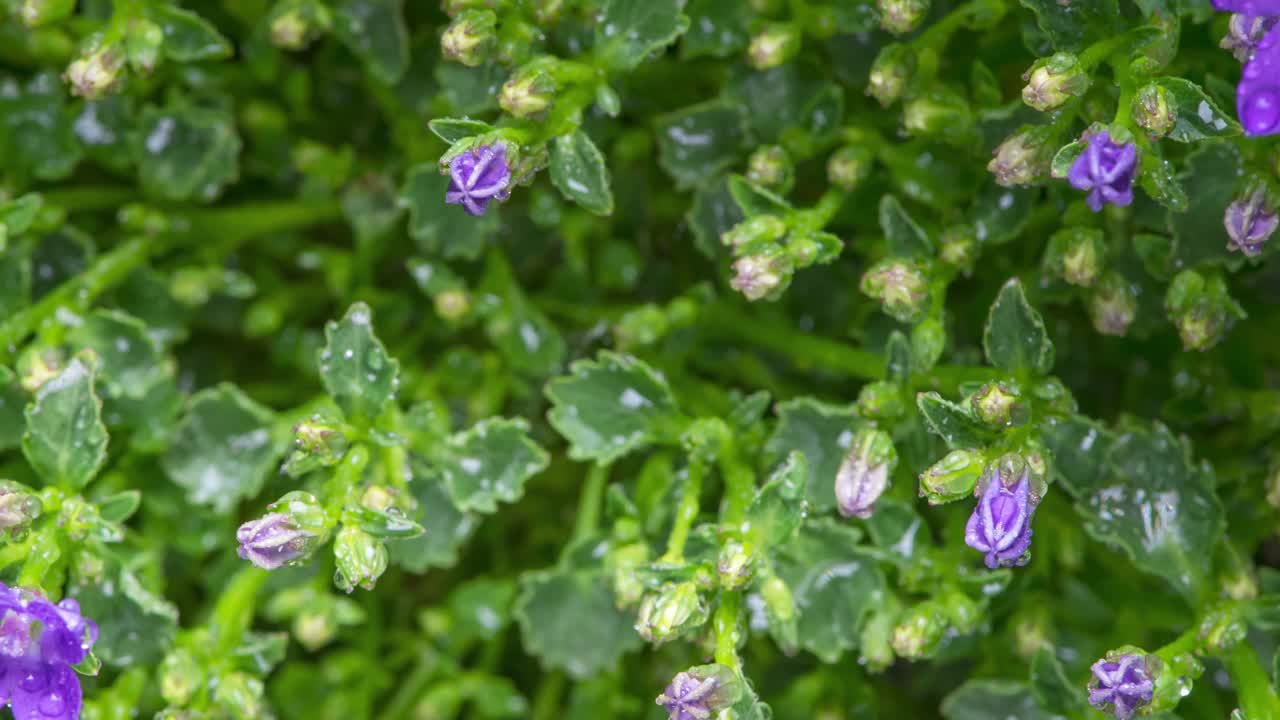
[1153, 78, 1241, 143]
[765, 397, 861, 511]
[154, 5, 233, 61]
[437, 418, 550, 514]
[656, 102, 749, 188]
[984, 278, 1054, 377]
[388, 461, 480, 573]
[134, 103, 241, 202]
[550, 130, 614, 215]
[917, 392, 995, 450]
[515, 567, 641, 678]
[880, 195, 933, 258]
[595, 0, 690, 71]
[70, 566, 178, 668]
[23, 354, 109, 489]
[1016, 0, 1120, 51]
[681, 0, 751, 58]
[333, 0, 410, 84]
[320, 302, 400, 423]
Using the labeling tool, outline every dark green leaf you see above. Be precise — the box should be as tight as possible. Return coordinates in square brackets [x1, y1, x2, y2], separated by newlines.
[333, 0, 410, 84]
[1016, 0, 1120, 51]
[765, 397, 861, 511]
[0, 367, 24, 452]
[1031, 647, 1084, 715]
[656, 102, 749, 188]
[687, 175, 744, 259]
[942, 680, 1066, 720]
[70, 566, 178, 668]
[550, 130, 614, 215]
[1138, 141, 1189, 213]
[880, 195, 933, 257]
[134, 104, 241, 202]
[983, 278, 1054, 376]
[727, 174, 791, 217]
[23, 354, 109, 489]
[1153, 77, 1241, 142]
[1170, 143, 1242, 268]
[438, 418, 550, 514]
[388, 462, 480, 573]
[595, 0, 690, 71]
[320, 302, 400, 423]
[971, 182, 1034, 246]
[401, 164, 499, 259]
[681, 0, 750, 58]
[515, 567, 641, 678]
[917, 392, 995, 449]
[747, 451, 807, 548]
[0, 73, 83, 181]
[153, 5, 233, 61]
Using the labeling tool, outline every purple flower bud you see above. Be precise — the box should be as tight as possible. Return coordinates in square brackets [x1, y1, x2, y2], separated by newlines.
[1067, 130, 1137, 212]
[236, 512, 313, 570]
[730, 252, 791, 301]
[656, 665, 740, 720]
[964, 463, 1036, 569]
[1238, 23, 1280, 136]
[1088, 652, 1155, 719]
[1222, 14, 1279, 61]
[444, 143, 512, 217]
[1211, 0, 1280, 14]
[1225, 185, 1278, 256]
[835, 427, 897, 519]
[0, 581, 98, 720]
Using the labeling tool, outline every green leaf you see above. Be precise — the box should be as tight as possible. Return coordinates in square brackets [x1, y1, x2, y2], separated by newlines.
[549, 130, 614, 216]
[161, 384, 280, 513]
[595, 0, 690, 71]
[438, 418, 550, 514]
[1016, 0, 1120, 51]
[681, 0, 751, 58]
[515, 567, 641, 678]
[0, 193, 42, 236]
[23, 354, 109, 489]
[941, 680, 1065, 720]
[764, 397, 861, 511]
[0, 248, 31, 319]
[545, 352, 684, 465]
[747, 451, 807, 548]
[1030, 647, 1084, 715]
[153, 5, 233, 61]
[134, 103, 241, 202]
[971, 182, 1034, 246]
[771, 520, 886, 662]
[1138, 141, 1189, 213]
[1170, 143, 1242, 268]
[69, 566, 178, 668]
[687, 175, 744, 259]
[1055, 422, 1225, 598]
[480, 253, 566, 377]
[917, 392, 995, 450]
[98, 490, 142, 523]
[879, 195, 933, 258]
[0, 73, 83, 181]
[388, 460, 480, 573]
[1153, 77, 1241, 143]
[67, 310, 169, 399]
[0, 367, 24, 452]
[320, 302, 400, 423]
[656, 102, 749, 188]
[864, 499, 932, 563]
[727, 174, 792, 218]
[333, 0, 410, 84]
[401, 164, 499, 260]
[428, 118, 495, 144]
[1050, 140, 1084, 180]
[983, 278, 1054, 377]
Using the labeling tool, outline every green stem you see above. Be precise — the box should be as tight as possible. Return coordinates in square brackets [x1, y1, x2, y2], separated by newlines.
[530, 671, 566, 720]
[713, 591, 743, 673]
[1226, 642, 1280, 720]
[379, 648, 438, 720]
[572, 463, 609, 543]
[210, 567, 270, 656]
[659, 455, 706, 564]
[38, 186, 137, 212]
[718, 437, 755, 528]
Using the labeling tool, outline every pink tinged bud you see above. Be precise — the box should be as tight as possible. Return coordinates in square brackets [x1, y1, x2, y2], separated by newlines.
[1225, 185, 1278, 256]
[730, 254, 786, 301]
[444, 143, 512, 217]
[1067, 131, 1137, 212]
[1088, 652, 1156, 719]
[236, 513, 311, 570]
[1238, 23, 1280, 136]
[834, 428, 896, 519]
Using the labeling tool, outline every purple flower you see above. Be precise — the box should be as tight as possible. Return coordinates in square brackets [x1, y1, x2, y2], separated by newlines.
[1225, 185, 1278, 256]
[964, 465, 1035, 569]
[0, 582, 98, 720]
[655, 666, 739, 720]
[236, 513, 312, 570]
[444, 143, 511, 216]
[1222, 14, 1279, 61]
[1088, 653, 1155, 719]
[1211, 0, 1280, 14]
[1238, 23, 1280, 136]
[1067, 131, 1137, 212]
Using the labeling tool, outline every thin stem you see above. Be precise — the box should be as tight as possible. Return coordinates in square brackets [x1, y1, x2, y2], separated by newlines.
[659, 455, 706, 564]
[718, 437, 755, 528]
[572, 463, 609, 543]
[713, 591, 743, 673]
[379, 647, 438, 720]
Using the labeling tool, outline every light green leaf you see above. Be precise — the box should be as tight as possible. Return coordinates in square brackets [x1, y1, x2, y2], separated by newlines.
[438, 418, 550, 514]
[747, 451, 807, 548]
[550, 130, 614, 215]
[728, 174, 792, 218]
[162, 384, 280, 513]
[983, 278, 1054, 377]
[320, 302, 400, 423]
[879, 195, 933, 258]
[545, 352, 685, 465]
[428, 117, 496, 144]
[1031, 647, 1084, 716]
[69, 565, 178, 668]
[595, 0, 690, 71]
[771, 520, 886, 662]
[333, 0, 410, 84]
[656, 102, 748, 188]
[1153, 77, 1241, 142]
[67, 310, 169, 399]
[0, 249, 30, 319]
[942, 680, 1066, 720]
[515, 567, 641, 678]
[23, 354, 109, 489]
[764, 397, 861, 511]
[401, 164, 499, 260]
[917, 392, 995, 449]
[153, 4, 233, 61]
[134, 104, 241, 203]
[388, 460, 480, 573]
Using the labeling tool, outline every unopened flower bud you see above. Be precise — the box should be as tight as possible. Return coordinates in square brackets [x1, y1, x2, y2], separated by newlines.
[1090, 272, 1138, 337]
[860, 259, 930, 323]
[160, 648, 204, 707]
[892, 601, 947, 659]
[859, 609, 896, 672]
[746, 145, 794, 192]
[434, 289, 472, 322]
[1021, 53, 1091, 111]
[213, 671, 265, 720]
[965, 459, 1036, 569]
[441, 9, 497, 67]
[636, 582, 706, 644]
[857, 381, 905, 420]
[721, 215, 787, 251]
[939, 587, 980, 633]
[747, 24, 801, 70]
[1165, 270, 1245, 351]
[270, 0, 332, 50]
[1045, 227, 1105, 287]
[1224, 183, 1277, 257]
[730, 251, 792, 302]
[835, 427, 897, 519]
[333, 525, 388, 592]
[903, 91, 972, 141]
[867, 44, 915, 107]
[656, 664, 742, 720]
[1088, 650, 1157, 720]
[827, 146, 874, 191]
[499, 68, 556, 118]
[988, 127, 1054, 187]
[1133, 84, 1176, 137]
[0, 481, 42, 539]
[970, 382, 1022, 427]
[65, 44, 124, 99]
[878, 0, 930, 34]
[1222, 14, 1278, 61]
[237, 492, 327, 571]
[919, 449, 985, 504]
[911, 318, 945, 372]
[939, 225, 978, 274]
[284, 418, 350, 477]
[717, 540, 755, 590]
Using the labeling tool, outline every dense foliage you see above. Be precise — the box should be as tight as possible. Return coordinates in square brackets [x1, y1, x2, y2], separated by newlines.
[2, 0, 1280, 718]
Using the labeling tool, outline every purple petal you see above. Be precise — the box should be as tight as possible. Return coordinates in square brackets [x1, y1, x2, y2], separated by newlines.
[461, 195, 488, 216]
[1239, 24, 1280, 136]
[1212, 0, 1280, 13]
[964, 505, 990, 552]
[1068, 151, 1096, 191]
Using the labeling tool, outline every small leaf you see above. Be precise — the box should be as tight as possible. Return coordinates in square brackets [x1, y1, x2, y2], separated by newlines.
[863, 499, 932, 563]
[917, 392, 996, 450]
[438, 418, 550, 514]
[515, 567, 641, 678]
[449, 578, 517, 643]
[388, 460, 480, 573]
[1031, 647, 1084, 715]
[320, 303, 400, 423]
[764, 397, 861, 511]
[1050, 141, 1084, 179]
[161, 384, 280, 513]
[23, 354, 109, 489]
[1138, 141, 1189, 213]
[400, 164, 498, 260]
[134, 103, 241, 203]
[1153, 77, 1241, 143]
[67, 310, 169, 399]
[153, 5, 233, 61]
[942, 680, 1065, 720]
[595, 0, 690, 71]
[687, 176, 744, 259]
[70, 566, 178, 668]
[681, 0, 751, 58]
[971, 182, 1034, 246]
[656, 102, 749, 188]
[0, 249, 31, 319]
[545, 352, 685, 465]
[879, 195, 933, 257]
[747, 451, 807, 548]
[550, 130, 614, 216]
[728, 174, 792, 218]
[0, 73, 83, 181]
[983, 278, 1054, 377]
[771, 520, 886, 662]
[428, 117, 496, 144]
[97, 490, 142, 523]
[1016, 0, 1120, 51]
[333, 0, 410, 84]
[1170, 143, 1243, 268]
